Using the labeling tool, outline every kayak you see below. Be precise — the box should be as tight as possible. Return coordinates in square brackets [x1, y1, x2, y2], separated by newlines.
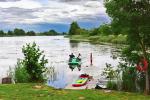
[72, 74, 89, 87]
[68, 58, 81, 65]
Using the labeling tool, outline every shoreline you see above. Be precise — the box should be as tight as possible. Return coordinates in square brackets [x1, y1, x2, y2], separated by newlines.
[65, 35, 127, 45]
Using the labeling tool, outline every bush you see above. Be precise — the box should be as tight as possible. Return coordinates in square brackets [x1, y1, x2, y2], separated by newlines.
[14, 60, 30, 83]
[122, 67, 136, 92]
[111, 34, 127, 44]
[22, 42, 48, 82]
[102, 63, 119, 90]
[107, 81, 117, 90]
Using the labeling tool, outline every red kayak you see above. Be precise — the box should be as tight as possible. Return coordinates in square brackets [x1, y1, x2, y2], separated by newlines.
[72, 74, 89, 87]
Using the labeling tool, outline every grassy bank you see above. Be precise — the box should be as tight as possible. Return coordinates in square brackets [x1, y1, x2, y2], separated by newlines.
[66, 35, 127, 44]
[0, 84, 149, 100]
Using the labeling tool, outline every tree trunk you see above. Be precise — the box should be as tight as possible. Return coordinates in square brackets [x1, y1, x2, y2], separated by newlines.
[140, 39, 149, 95]
[145, 70, 149, 94]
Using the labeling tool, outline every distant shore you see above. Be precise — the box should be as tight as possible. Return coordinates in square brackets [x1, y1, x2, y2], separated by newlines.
[65, 35, 127, 44]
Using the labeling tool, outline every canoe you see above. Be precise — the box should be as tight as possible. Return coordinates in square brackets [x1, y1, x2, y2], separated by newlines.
[72, 74, 89, 87]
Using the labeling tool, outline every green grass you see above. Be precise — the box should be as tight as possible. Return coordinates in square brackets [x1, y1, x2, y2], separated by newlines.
[0, 84, 150, 100]
[68, 35, 90, 42]
[67, 35, 127, 44]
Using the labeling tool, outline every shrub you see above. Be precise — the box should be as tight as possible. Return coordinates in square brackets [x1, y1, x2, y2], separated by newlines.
[14, 60, 30, 83]
[102, 63, 118, 90]
[107, 81, 117, 90]
[122, 67, 136, 92]
[22, 42, 48, 82]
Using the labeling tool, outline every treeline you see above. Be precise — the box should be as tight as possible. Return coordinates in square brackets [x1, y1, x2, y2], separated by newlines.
[0, 28, 61, 37]
[68, 21, 127, 36]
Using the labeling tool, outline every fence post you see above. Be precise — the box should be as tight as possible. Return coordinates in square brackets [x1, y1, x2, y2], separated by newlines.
[90, 53, 93, 66]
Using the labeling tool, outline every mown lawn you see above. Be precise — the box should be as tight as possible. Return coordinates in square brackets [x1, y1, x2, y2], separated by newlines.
[0, 84, 149, 100]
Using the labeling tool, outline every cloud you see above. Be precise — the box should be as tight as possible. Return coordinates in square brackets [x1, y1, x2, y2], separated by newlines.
[0, 0, 110, 25]
[0, 0, 21, 2]
[0, 0, 42, 9]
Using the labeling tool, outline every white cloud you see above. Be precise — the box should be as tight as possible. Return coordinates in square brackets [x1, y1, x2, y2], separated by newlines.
[0, 0, 42, 9]
[0, 0, 109, 24]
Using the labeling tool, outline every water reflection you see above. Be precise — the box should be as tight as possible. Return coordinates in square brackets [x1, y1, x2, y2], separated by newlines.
[70, 42, 79, 48]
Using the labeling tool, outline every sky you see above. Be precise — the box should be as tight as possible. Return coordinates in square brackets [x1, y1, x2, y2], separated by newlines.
[0, 0, 110, 32]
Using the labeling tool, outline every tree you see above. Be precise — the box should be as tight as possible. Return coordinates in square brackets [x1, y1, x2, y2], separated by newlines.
[0, 30, 5, 36]
[105, 0, 150, 94]
[62, 32, 67, 35]
[14, 28, 25, 36]
[69, 21, 80, 35]
[89, 28, 100, 36]
[48, 30, 58, 35]
[7, 30, 14, 36]
[99, 24, 113, 35]
[22, 42, 48, 82]
[26, 31, 36, 36]
[76, 28, 89, 35]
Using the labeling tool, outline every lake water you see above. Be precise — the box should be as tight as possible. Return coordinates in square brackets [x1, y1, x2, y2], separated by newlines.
[0, 36, 120, 88]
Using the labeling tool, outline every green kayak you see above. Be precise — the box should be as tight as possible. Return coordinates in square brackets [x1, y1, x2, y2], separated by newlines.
[68, 58, 81, 65]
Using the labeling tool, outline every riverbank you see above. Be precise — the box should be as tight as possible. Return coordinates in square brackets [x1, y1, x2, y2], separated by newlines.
[0, 84, 149, 100]
[65, 35, 127, 44]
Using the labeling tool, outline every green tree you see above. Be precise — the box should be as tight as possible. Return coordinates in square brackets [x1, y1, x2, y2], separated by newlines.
[7, 30, 14, 36]
[89, 28, 100, 36]
[62, 32, 67, 35]
[75, 28, 89, 35]
[69, 21, 80, 35]
[0, 30, 5, 36]
[99, 24, 113, 35]
[22, 42, 48, 82]
[26, 31, 36, 36]
[48, 30, 58, 35]
[105, 0, 150, 94]
[14, 28, 26, 36]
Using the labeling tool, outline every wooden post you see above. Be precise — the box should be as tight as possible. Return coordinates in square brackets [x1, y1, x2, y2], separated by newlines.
[90, 53, 93, 66]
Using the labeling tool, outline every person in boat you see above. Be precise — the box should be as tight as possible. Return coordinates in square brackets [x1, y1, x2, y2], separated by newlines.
[77, 53, 81, 71]
[77, 53, 81, 62]
[69, 53, 75, 62]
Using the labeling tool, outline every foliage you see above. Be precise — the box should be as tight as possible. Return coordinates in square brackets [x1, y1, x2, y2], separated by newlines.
[14, 28, 26, 36]
[69, 21, 80, 35]
[102, 63, 117, 81]
[89, 28, 100, 36]
[7, 30, 14, 36]
[26, 31, 36, 36]
[14, 60, 30, 83]
[105, 0, 150, 93]
[98, 24, 113, 35]
[0, 30, 5, 36]
[76, 28, 89, 35]
[0, 29, 61, 37]
[102, 63, 118, 90]
[39, 30, 59, 36]
[107, 81, 117, 90]
[121, 65, 136, 92]
[22, 42, 48, 82]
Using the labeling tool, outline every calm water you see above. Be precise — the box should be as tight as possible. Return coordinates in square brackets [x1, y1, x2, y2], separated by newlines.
[0, 36, 120, 88]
